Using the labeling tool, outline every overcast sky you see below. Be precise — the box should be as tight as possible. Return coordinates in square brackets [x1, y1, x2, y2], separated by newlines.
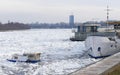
[0, 0, 120, 23]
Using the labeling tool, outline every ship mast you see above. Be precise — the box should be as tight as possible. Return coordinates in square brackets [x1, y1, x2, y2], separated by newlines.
[106, 5, 110, 30]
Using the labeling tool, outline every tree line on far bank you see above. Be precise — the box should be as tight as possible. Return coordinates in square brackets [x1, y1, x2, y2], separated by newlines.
[0, 22, 30, 31]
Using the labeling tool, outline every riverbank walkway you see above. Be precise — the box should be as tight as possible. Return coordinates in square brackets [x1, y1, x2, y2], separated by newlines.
[70, 52, 120, 75]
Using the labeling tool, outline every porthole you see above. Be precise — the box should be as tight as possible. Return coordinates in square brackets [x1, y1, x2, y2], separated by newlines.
[98, 47, 101, 51]
[90, 47, 92, 51]
[111, 45, 113, 47]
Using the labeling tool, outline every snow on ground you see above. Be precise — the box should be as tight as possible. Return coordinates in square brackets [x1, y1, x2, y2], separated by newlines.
[0, 29, 99, 75]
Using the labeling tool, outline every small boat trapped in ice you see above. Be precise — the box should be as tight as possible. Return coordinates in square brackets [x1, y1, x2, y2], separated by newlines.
[7, 53, 41, 63]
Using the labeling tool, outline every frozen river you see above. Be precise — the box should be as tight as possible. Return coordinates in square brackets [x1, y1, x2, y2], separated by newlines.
[0, 29, 98, 75]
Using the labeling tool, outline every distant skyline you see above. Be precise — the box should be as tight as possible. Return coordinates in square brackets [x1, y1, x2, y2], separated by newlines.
[0, 0, 120, 23]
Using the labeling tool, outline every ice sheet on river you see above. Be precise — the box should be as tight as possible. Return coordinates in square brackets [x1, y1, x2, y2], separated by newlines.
[0, 29, 99, 75]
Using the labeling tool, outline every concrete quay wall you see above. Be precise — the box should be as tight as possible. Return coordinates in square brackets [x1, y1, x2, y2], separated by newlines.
[70, 52, 120, 75]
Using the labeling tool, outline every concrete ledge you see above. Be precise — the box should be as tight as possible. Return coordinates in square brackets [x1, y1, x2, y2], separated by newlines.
[69, 52, 120, 75]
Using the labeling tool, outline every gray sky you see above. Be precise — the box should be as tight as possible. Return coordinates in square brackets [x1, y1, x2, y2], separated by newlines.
[0, 0, 120, 23]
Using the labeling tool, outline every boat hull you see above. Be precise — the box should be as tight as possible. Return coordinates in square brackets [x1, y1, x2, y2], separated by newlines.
[7, 59, 40, 63]
[88, 54, 111, 59]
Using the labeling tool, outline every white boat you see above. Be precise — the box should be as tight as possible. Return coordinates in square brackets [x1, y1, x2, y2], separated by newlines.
[85, 36, 120, 58]
[85, 21, 120, 58]
[7, 53, 41, 63]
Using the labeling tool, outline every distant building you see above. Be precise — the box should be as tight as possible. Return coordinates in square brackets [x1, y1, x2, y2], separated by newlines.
[69, 15, 74, 28]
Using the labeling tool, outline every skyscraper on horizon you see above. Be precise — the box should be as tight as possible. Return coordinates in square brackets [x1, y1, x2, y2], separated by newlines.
[69, 15, 74, 28]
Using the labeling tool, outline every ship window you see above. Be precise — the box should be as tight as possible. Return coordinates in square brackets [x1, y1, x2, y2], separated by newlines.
[29, 55, 34, 57]
[14, 57, 18, 59]
[23, 54, 27, 56]
[111, 45, 113, 47]
[86, 27, 91, 32]
[91, 26, 97, 32]
[98, 47, 101, 51]
[90, 47, 92, 51]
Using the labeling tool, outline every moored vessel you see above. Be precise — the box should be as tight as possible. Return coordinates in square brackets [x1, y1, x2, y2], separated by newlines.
[85, 21, 120, 58]
[7, 53, 41, 63]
